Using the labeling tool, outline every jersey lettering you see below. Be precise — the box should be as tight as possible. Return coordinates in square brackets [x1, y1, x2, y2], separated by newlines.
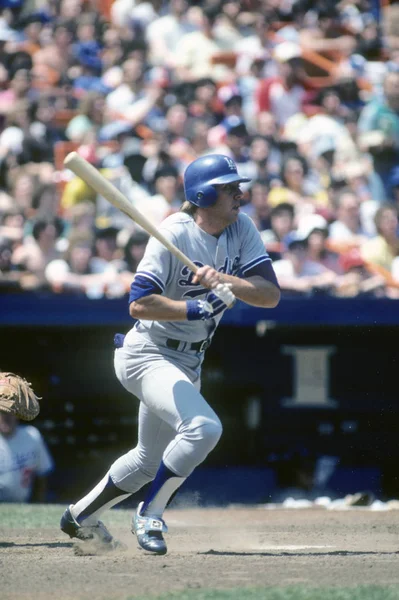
[178, 261, 204, 287]
[178, 256, 240, 290]
[219, 256, 240, 275]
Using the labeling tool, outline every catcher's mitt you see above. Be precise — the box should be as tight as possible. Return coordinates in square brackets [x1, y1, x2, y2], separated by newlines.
[0, 372, 41, 421]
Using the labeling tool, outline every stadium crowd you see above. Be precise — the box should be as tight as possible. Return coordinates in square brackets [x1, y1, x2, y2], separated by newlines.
[0, 0, 398, 299]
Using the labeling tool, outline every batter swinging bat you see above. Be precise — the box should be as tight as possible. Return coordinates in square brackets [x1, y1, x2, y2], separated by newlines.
[63, 152, 235, 307]
[64, 151, 199, 273]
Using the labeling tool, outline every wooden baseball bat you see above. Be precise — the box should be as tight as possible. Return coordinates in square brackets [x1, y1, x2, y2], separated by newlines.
[63, 152, 199, 274]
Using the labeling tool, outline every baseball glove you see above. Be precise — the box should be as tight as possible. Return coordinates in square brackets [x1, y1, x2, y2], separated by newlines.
[0, 372, 41, 421]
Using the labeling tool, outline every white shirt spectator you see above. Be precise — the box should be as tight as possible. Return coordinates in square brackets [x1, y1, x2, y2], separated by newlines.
[269, 81, 305, 128]
[105, 84, 137, 113]
[174, 31, 232, 81]
[146, 13, 193, 67]
[329, 220, 366, 241]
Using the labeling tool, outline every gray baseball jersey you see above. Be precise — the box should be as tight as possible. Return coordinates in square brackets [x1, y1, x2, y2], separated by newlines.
[129, 211, 272, 343]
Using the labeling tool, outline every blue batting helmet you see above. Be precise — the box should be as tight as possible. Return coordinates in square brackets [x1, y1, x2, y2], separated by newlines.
[183, 154, 251, 207]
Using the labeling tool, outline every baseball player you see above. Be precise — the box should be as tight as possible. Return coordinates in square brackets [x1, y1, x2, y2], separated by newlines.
[0, 411, 54, 503]
[60, 154, 280, 554]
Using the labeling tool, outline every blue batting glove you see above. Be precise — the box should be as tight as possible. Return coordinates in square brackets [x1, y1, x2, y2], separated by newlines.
[186, 299, 214, 321]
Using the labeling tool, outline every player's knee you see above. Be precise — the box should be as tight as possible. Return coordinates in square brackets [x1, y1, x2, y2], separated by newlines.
[203, 418, 223, 449]
[185, 416, 222, 451]
[110, 449, 159, 491]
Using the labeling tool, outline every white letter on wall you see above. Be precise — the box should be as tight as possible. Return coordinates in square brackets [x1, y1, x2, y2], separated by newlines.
[282, 346, 337, 408]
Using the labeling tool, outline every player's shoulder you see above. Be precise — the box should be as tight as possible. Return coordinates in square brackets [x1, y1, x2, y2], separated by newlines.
[235, 212, 256, 232]
[237, 212, 253, 225]
[17, 424, 43, 442]
[159, 212, 194, 231]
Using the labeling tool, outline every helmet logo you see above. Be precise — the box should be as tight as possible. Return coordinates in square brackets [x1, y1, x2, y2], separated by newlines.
[223, 157, 236, 171]
[196, 192, 204, 200]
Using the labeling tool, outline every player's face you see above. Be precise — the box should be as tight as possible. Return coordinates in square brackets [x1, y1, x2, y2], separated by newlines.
[212, 182, 243, 226]
[0, 411, 17, 438]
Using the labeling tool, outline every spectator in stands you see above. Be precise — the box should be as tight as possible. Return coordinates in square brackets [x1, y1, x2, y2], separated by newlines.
[212, 116, 251, 178]
[297, 214, 343, 274]
[213, 0, 243, 49]
[235, 12, 271, 79]
[92, 226, 121, 273]
[335, 247, 387, 298]
[187, 118, 212, 156]
[298, 4, 357, 58]
[243, 179, 271, 233]
[307, 136, 336, 207]
[0, 209, 25, 246]
[358, 71, 399, 196]
[32, 21, 73, 75]
[317, 87, 351, 122]
[0, 235, 23, 291]
[7, 168, 37, 216]
[260, 202, 295, 261]
[246, 135, 280, 182]
[0, 410, 54, 503]
[64, 200, 96, 235]
[145, 0, 191, 69]
[118, 228, 150, 290]
[60, 170, 97, 213]
[256, 41, 307, 128]
[148, 165, 181, 223]
[329, 189, 370, 247]
[256, 111, 279, 139]
[121, 229, 150, 274]
[45, 229, 125, 298]
[0, 68, 32, 116]
[105, 56, 145, 115]
[164, 103, 189, 143]
[65, 91, 106, 144]
[173, 5, 235, 83]
[360, 204, 399, 272]
[217, 84, 243, 121]
[11, 217, 64, 282]
[272, 232, 339, 296]
[267, 154, 328, 214]
[101, 26, 124, 73]
[188, 77, 219, 125]
[31, 183, 60, 220]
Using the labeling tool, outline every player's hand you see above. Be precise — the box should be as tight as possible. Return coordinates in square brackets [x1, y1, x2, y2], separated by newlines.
[186, 299, 214, 321]
[192, 265, 221, 289]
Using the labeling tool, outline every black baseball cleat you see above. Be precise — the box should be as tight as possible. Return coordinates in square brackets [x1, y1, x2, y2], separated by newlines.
[60, 505, 117, 547]
[132, 501, 168, 555]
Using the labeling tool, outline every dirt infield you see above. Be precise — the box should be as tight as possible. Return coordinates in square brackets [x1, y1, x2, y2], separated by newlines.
[1, 506, 399, 600]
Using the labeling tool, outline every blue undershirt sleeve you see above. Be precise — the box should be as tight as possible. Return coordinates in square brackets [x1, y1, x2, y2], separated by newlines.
[244, 260, 280, 289]
[129, 273, 163, 304]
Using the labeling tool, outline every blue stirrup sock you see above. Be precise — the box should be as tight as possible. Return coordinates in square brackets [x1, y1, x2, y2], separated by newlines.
[141, 461, 186, 518]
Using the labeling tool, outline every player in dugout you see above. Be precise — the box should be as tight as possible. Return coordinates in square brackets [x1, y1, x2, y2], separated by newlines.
[60, 154, 281, 555]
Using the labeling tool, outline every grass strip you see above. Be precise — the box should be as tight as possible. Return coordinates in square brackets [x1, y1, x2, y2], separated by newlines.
[130, 586, 399, 600]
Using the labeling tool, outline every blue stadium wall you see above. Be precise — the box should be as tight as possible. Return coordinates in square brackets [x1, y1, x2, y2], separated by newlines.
[1, 292, 398, 505]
